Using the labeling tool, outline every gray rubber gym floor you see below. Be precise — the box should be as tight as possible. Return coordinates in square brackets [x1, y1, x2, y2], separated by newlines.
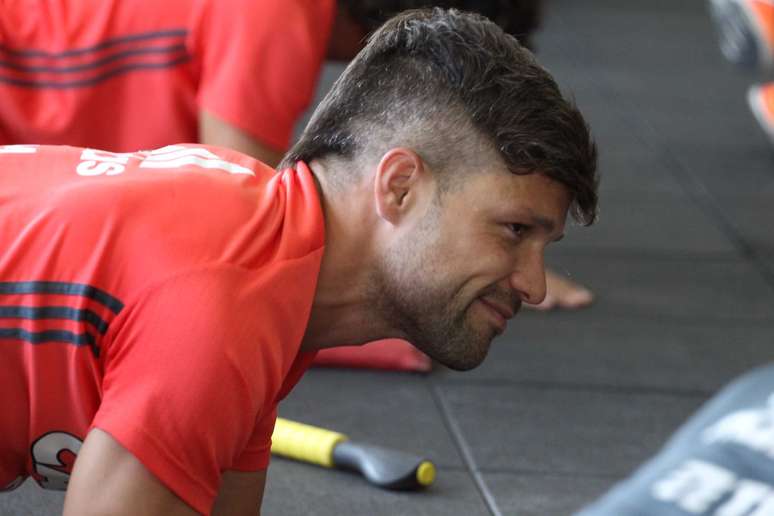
[3, 0, 774, 514]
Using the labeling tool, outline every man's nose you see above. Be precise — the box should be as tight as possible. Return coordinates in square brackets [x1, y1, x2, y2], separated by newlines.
[509, 251, 547, 305]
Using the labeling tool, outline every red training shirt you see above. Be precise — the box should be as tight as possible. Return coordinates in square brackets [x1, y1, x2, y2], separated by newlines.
[0, 144, 324, 514]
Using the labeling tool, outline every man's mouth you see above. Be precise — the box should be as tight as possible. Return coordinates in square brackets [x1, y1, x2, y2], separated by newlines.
[477, 296, 518, 333]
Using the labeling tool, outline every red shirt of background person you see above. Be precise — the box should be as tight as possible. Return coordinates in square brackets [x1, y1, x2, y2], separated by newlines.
[0, 0, 336, 162]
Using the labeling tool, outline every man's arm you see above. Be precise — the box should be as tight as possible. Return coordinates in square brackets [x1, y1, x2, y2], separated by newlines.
[64, 428, 268, 516]
[199, 109, 284, 167]
[212, 470, 267, 516]
[63, 428, 198, 516]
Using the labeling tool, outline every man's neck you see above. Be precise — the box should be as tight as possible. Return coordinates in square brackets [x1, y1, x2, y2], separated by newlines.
[299, 160, 404, 351]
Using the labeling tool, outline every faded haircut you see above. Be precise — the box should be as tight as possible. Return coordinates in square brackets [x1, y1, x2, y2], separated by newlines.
[283, 8, 598, 225]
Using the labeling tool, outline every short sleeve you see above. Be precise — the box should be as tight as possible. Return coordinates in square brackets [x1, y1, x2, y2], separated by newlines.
[231, 406, 277, 471]
[91, 267, 283, 514]
[192, 0, 336, 151]
[231, 349, 318, 471]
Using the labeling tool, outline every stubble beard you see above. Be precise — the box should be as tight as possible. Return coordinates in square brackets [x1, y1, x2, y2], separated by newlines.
[367, 243, 495, 372]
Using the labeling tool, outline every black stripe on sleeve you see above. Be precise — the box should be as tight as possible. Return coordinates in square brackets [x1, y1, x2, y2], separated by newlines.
[0, 281, 124, 314]
[0, 44, 187, 74]
[0, 328, 96, 347]
[0, 29, 188, 59]
[0, 306, 109, 334]
[0, 56, 190, 89]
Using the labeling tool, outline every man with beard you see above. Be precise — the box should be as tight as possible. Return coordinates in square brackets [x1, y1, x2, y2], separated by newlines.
[0, 8, 598, 515]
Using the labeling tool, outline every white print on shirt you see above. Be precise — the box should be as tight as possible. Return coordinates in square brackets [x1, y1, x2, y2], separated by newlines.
[139, 145, 254, 175]
[0, 144, 37, 154]
[651, 459, 774, 515]
[75, 145, 254, 177]
[76, 148, 134, 176]
[31, 431, 83, 490]
[702, 394, 774, 460]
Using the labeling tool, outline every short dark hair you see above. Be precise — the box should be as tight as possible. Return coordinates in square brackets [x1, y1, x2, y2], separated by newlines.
[284, 8, 598, 225]
[338, 0, 543, 49]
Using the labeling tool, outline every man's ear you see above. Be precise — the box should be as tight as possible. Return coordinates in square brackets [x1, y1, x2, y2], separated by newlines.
[374, 148, 429, 224]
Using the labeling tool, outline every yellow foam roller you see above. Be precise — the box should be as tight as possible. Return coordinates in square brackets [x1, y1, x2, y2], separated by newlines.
[271, 417, 347, 468]
[272, 417, 436, 490]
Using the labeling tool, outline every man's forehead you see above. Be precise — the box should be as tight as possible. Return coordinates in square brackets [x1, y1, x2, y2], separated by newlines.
[470, 170, 571, 226]
[477, 168, 572, 204]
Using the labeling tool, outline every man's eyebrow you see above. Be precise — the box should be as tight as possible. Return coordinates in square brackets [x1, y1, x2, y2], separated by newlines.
[529, 213, 564, 242]
[531, 213, 555, 232]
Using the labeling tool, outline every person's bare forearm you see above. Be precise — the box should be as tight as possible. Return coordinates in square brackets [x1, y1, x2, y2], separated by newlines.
[211, 470, 266, 516]
[64, 429, 197, 516]
[199, 110, 284, 167]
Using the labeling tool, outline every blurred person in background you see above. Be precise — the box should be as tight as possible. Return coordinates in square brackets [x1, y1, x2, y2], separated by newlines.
[709, 0, 774, 144]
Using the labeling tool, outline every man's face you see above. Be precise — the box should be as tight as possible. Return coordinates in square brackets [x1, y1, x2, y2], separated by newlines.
[370, 167, 571, 371]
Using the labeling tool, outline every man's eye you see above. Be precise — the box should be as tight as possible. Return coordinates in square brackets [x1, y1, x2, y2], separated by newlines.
[508, 223, 528, 238]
